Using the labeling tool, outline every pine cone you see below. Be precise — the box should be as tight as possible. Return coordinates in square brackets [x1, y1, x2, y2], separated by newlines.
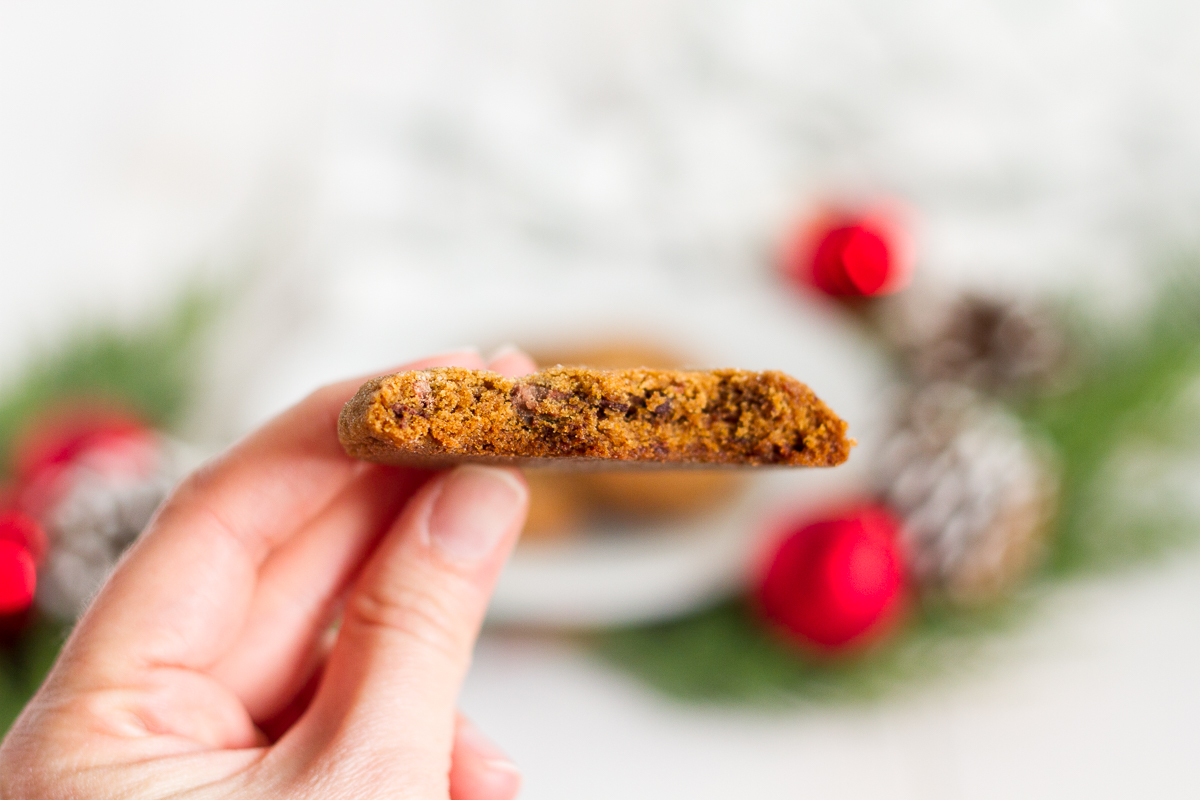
[873, 383, 1056, 603]
[876, 289, 1068, 396]
[36, 438, 195, 620]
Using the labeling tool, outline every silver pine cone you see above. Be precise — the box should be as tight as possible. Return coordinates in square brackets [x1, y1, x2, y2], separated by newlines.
[876, 288, 1069, 396]
[35, 438, 199, 620]
[873, 382, 1057, 603]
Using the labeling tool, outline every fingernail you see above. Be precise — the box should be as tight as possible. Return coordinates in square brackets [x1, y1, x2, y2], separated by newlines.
[426, 467, 526, 563]
[483, 757, 524, 782]
[486, 343, 521, 362]
[487, 344, 538, 378]
[459, 720, 523, 782]
[377, 348, 482, 376]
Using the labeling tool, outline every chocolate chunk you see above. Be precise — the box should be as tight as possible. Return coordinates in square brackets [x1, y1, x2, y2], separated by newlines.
[511, 382, 549, 424]
[389, 375, 433, 426]
[598, 398, 632, 418]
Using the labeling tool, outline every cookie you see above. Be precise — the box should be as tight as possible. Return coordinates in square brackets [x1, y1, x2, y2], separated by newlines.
[531, 342, 685, 371]
[524, 342, 749, 529]
[519, 471, 588, 541]
[339, 366, 851, 468]
[578, 470, 746, 518]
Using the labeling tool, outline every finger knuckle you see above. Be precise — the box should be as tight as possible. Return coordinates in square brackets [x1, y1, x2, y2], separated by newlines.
[346, 577, 471, 664]
[159, 452, 229, 518]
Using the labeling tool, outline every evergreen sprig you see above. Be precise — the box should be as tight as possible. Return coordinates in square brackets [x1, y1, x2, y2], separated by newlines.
[0, 285, 218, 733]
[0, 285, 219, 475]
[598, 270, 1200, 704]
[597, 596, 1030, 704]
[0, 618, 70, 731]
[1028, 273, 1200, 574]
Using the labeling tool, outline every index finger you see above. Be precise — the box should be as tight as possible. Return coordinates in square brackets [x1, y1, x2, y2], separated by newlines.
[71, 351, 486, 680]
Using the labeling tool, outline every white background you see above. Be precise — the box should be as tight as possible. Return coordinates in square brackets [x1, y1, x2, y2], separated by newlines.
[3, 1, 1200, 796]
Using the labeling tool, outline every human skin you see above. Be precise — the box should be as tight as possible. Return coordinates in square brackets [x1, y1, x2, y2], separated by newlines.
[0, 348, 537, 800]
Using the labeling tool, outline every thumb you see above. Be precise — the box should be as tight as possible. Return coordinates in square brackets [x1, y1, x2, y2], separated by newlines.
[284, 466, 527, 793]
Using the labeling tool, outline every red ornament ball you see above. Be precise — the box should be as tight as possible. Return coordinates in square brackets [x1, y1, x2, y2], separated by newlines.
[0, 539, 37, 616]
[755, 506, 908, 651]
[11, 407, 157, 518]
[782, 209, 913, 298]
[0, 510, 48, 565]
[13, 409, 151, 485]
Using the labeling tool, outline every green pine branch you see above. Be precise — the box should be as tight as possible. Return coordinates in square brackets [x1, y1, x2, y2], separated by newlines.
[0, 618, 70, 732]
[599, 266, 1200, 705]
[0, 284, 220, 475]
[596, 596, 1030, 705]
[1026, 270, 1200, 574]
[0, 283, 220, 736]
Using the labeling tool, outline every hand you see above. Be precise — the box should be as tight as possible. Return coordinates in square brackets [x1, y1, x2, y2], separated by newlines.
[0, 349, 536, 799]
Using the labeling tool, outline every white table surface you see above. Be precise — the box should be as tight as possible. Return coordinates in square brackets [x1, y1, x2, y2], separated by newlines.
[3, 2, 1200, 796]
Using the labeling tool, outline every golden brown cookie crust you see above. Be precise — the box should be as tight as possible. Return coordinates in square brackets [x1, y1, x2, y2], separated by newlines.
[338, 366, 851, 468]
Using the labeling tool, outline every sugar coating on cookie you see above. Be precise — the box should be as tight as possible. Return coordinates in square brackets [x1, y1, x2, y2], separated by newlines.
[338, 366, 852, 468]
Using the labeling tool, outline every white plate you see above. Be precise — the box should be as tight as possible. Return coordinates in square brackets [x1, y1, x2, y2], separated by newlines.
[484, 280, 891, 626]
[239, 266, 890, 627]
